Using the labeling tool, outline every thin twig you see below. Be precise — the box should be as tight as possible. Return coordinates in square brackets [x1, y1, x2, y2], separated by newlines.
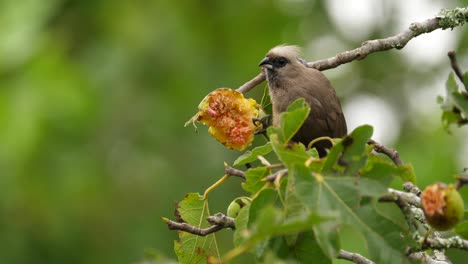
[263, 169, 288, 182]
[225, 165, 246, 181]
[163, 213, 235, 236]
[367, 139, 403, 166]
[337, 249, 375, 264]
[447, 51, 465, 87]
[257, 155, 272, 167]
[266, 163, 285, 169]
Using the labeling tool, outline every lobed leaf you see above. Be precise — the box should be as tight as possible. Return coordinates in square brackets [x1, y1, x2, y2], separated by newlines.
[291, 163, 410, 264]
[322, 125, 373, 176]
[233, 142, 272, 166]
[174, 193, 220, 263]
[241, 167, 269, 194]
[267, 98, 310, 144]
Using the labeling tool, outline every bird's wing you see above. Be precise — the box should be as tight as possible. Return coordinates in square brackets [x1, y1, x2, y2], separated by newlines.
[293, 69, 347, 141]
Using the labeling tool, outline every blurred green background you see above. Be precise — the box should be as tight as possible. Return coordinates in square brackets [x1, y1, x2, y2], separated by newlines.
[1, 0, 467, 263]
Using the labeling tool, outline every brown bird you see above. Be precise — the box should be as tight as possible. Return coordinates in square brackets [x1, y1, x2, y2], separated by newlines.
[259, 45, 347, 157]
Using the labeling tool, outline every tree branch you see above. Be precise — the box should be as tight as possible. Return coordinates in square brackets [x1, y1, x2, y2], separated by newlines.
[236, 7, 467, 94]
[307, 18, 440, 70]
[225, 164, 246, 181]
[163, 213, 235, 236]
[403, 181, 422, 196]
[381, 188, 421, 207]
[448, 51, 465, 87]
[423, 236, 468, 251]
[337, 249, 375, 264]
[367, 139, 403, 166]
[407, 251, 451, 264]
[263, 169, 288, 182]
[236, 71, 266, 94]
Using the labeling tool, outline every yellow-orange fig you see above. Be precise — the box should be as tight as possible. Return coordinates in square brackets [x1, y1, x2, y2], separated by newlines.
[186, 88, 262, 151]
[421, 183, 464, 231]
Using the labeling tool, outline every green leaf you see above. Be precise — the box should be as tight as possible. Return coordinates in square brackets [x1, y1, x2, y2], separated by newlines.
[231, 190, 331, 261]
[446, 72, 459, 93]
[174, 193, 220, 263]
[450, 92, 468, 114]
[398, 163, 416, 183]
[291, 164, 409, 264]
[270, 134, 310, 167]
[233, 142, 272, 166]
[441, 110, 461, 130]
[355, 201, 410, 263]
[322, 125, 373, 176]
[248, 206, 330, 243]
[359, 159, 396, 196]
[295, 231, 332, 264]
[454, 221, 468, 239]
[242, 167, 269, 194]
[359, 156, 416, 194]
[233, 203, 250, 247]
[249, 189, 278, 226]
[267, 98, 310, 144]
[306, 147, 319, 158]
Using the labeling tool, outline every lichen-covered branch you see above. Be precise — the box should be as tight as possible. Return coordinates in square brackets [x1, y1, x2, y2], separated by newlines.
[407, 251, 451, 264]
[237, 7, 468, 93]
[403, 181, 422, 196]
[438, 7, 468, 29]
[337, 249, 375, 264]
[423, 236, 468, 251]
[307, 17, 439, 71]
[236, 7, 467, 94]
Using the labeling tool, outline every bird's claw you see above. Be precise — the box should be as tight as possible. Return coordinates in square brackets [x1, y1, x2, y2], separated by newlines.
[252, 115, 271, 128]
[252, 115, 271, 139]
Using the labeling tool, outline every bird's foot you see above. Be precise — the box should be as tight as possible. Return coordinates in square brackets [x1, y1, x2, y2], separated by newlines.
[253, 115, 271, 139]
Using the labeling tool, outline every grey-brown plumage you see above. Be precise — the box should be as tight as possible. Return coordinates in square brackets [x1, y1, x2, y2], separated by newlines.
[259, 45, 347, 157]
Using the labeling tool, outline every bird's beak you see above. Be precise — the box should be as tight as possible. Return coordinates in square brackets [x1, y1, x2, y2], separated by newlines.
[259, 57, 273, 69]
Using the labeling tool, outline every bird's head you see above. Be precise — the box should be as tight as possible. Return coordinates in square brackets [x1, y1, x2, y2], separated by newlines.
[259, 45, 305, 83]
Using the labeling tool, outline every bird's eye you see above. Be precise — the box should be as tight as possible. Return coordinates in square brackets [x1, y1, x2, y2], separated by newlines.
[275, 57, 288, 68]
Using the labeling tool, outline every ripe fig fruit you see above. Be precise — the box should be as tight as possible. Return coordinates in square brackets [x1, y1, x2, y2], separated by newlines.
[186, 88, 262, 151]
[421, 182, 464, 231]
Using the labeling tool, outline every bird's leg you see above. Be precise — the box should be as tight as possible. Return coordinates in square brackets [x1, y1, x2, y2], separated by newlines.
[253, 115, 271, 140]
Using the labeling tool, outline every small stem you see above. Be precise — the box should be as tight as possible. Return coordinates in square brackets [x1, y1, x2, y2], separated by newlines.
[203, 174, 230, 199]
[307, 136, 334, 149]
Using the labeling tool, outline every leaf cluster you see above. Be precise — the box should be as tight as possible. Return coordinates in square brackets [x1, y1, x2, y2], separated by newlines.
[437, 72, 468, 131]
[171, 99, 419, 263]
